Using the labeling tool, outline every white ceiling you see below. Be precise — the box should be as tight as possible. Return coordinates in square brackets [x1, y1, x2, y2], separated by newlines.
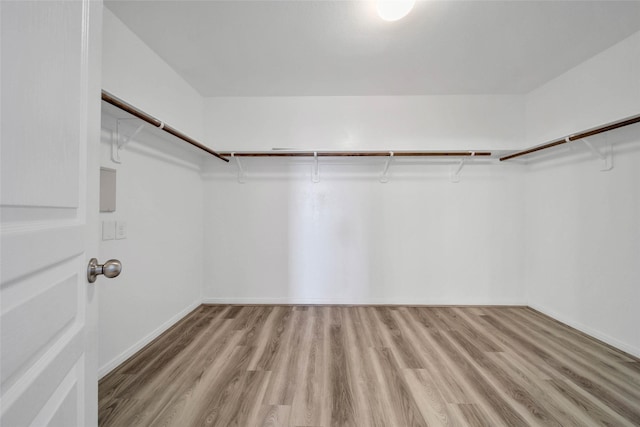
[105, 1, 640, 97]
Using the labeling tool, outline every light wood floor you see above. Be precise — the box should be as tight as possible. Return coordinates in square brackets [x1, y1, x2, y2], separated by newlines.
[99, 305, 640, 426]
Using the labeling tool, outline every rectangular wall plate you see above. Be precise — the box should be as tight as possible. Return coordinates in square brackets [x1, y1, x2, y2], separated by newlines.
[116, 221, 127, 240]
[102, 220, 115, 240]
[100, 167, 116, 212]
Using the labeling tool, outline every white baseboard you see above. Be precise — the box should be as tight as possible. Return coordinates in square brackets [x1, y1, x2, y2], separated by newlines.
[201, 296, 527, 306]
[98, 300, 200, 379]
[528, 303, 640, 359]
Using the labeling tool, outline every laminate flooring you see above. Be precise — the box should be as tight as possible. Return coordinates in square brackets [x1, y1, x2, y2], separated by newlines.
[99, 305, 640, 426]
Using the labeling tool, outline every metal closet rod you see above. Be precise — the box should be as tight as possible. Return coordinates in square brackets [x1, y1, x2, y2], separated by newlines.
[500, 113, 640, 161]
[219, 151, 491, 157]
[101, 90, 229, 163]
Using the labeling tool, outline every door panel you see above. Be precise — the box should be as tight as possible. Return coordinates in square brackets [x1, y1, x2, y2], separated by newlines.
[2, 269, 78, 389]
[0, 225, 84, 285]
[2, 332, 83, 426]
[1, 0, 101, 426]
[39, 381, 79, 427]
[1, 1, 82, 208]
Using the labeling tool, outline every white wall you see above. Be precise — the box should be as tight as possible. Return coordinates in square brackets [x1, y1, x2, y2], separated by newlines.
[98, 114, 205, 377]
[98, 9, 207, 377]
[202, 93, 527, 304]
[523, 31, 640, 356]
[102, 8, 205, 141]
[205, 95, 525, 151]
[201, 94, 527, 305]
[202, 158, 526, 305]
[526, 31, 640, 145]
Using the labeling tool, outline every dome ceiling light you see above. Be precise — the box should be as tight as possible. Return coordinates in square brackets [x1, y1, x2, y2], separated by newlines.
[376, 0, 416, 21]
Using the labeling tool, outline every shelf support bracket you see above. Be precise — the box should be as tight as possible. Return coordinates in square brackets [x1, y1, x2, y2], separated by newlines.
[581, 137, 612, 171]
[112, 118, 145, 164]
[450, 151, 474, 183]
[565, 136, 577, 152]
[450, 160, 464, 183]
[312, 152, 320, 183]
[231, 153, 246, 183]
[380, 151, 394, 183]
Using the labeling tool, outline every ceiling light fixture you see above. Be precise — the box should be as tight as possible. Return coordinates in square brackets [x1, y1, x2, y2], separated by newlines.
[376, 0, 416, 21]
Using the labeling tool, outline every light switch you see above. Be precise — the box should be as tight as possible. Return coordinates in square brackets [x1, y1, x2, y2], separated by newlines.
[102, 221, 116, 240]
[116, 221, 127, 240]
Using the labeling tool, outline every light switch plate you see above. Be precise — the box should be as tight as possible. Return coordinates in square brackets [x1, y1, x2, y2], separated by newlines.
[102, 221, 116, 240]
[116, 221, 127, 240]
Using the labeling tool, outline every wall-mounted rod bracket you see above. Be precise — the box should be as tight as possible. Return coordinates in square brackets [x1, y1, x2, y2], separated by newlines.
[380, 151, 394, 183]
[112, 119, 145, 163]
[450, 159, 465, 183]
[312, 152, 320, 183]
[231, 153, 246, 183]
[581, 137, 612, 171]
[450, 151, 474, 183]
[565, 136, 576, 152]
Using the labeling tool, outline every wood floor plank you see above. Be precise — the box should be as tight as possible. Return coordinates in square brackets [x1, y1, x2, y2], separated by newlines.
[219, 370, 272, 426]
[452, 403, 495, 427]
[184, 344, 254, 425]
[503, 308, 640, 400]
[445, 307, 503, 353]
[342, 308, 393, 427]
[506, 308, 640, 393]
[263, 309, 311, 405]
[480, 312, 640, 425]
[257, 405, 291, 427]
[252, 306, 294, 371]
[546, 378, 636, 427]
[371, 348, 428, 427]
[118, 306, 227, 377]
[401, 308, 477, 405]
[623, 361, 640, 374]
[328, 323, 357, 427]
[447, 329, 565, 426]
[289, 307, 327, 427]
[523, 308, 636, 363]
[486, 352, 590, 427]
[403, 369, 462, 426]
[99, 315, 238, 426]
[374, 307, 424, 369]
[99, 305, 640, 427]
[358, 307, 387, 348]
[427, 329, 529, 426]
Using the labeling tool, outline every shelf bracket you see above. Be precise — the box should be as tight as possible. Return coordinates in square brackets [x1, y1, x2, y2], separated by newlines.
[565, 136, 577, 152]
[380, 151, 394, 183]
[581, 137, 612, 171]
[312, 152, 320, 183]
[112, 118, 145, 164]
[231, 153, 246, 183]
[450, 160, 464, 183]
[450, 151, 474, 183]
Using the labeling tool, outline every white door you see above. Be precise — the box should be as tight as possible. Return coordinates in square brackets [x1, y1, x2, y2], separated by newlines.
[1, 1, 102, 426]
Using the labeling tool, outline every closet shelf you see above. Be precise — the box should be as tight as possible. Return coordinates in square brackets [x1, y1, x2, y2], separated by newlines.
[220, 150, 492, 184]
[102, 89, 638, 167]
[101, 90, 229, 163]
[218, 151, 491, 157]
[500, 113, 640, 161]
